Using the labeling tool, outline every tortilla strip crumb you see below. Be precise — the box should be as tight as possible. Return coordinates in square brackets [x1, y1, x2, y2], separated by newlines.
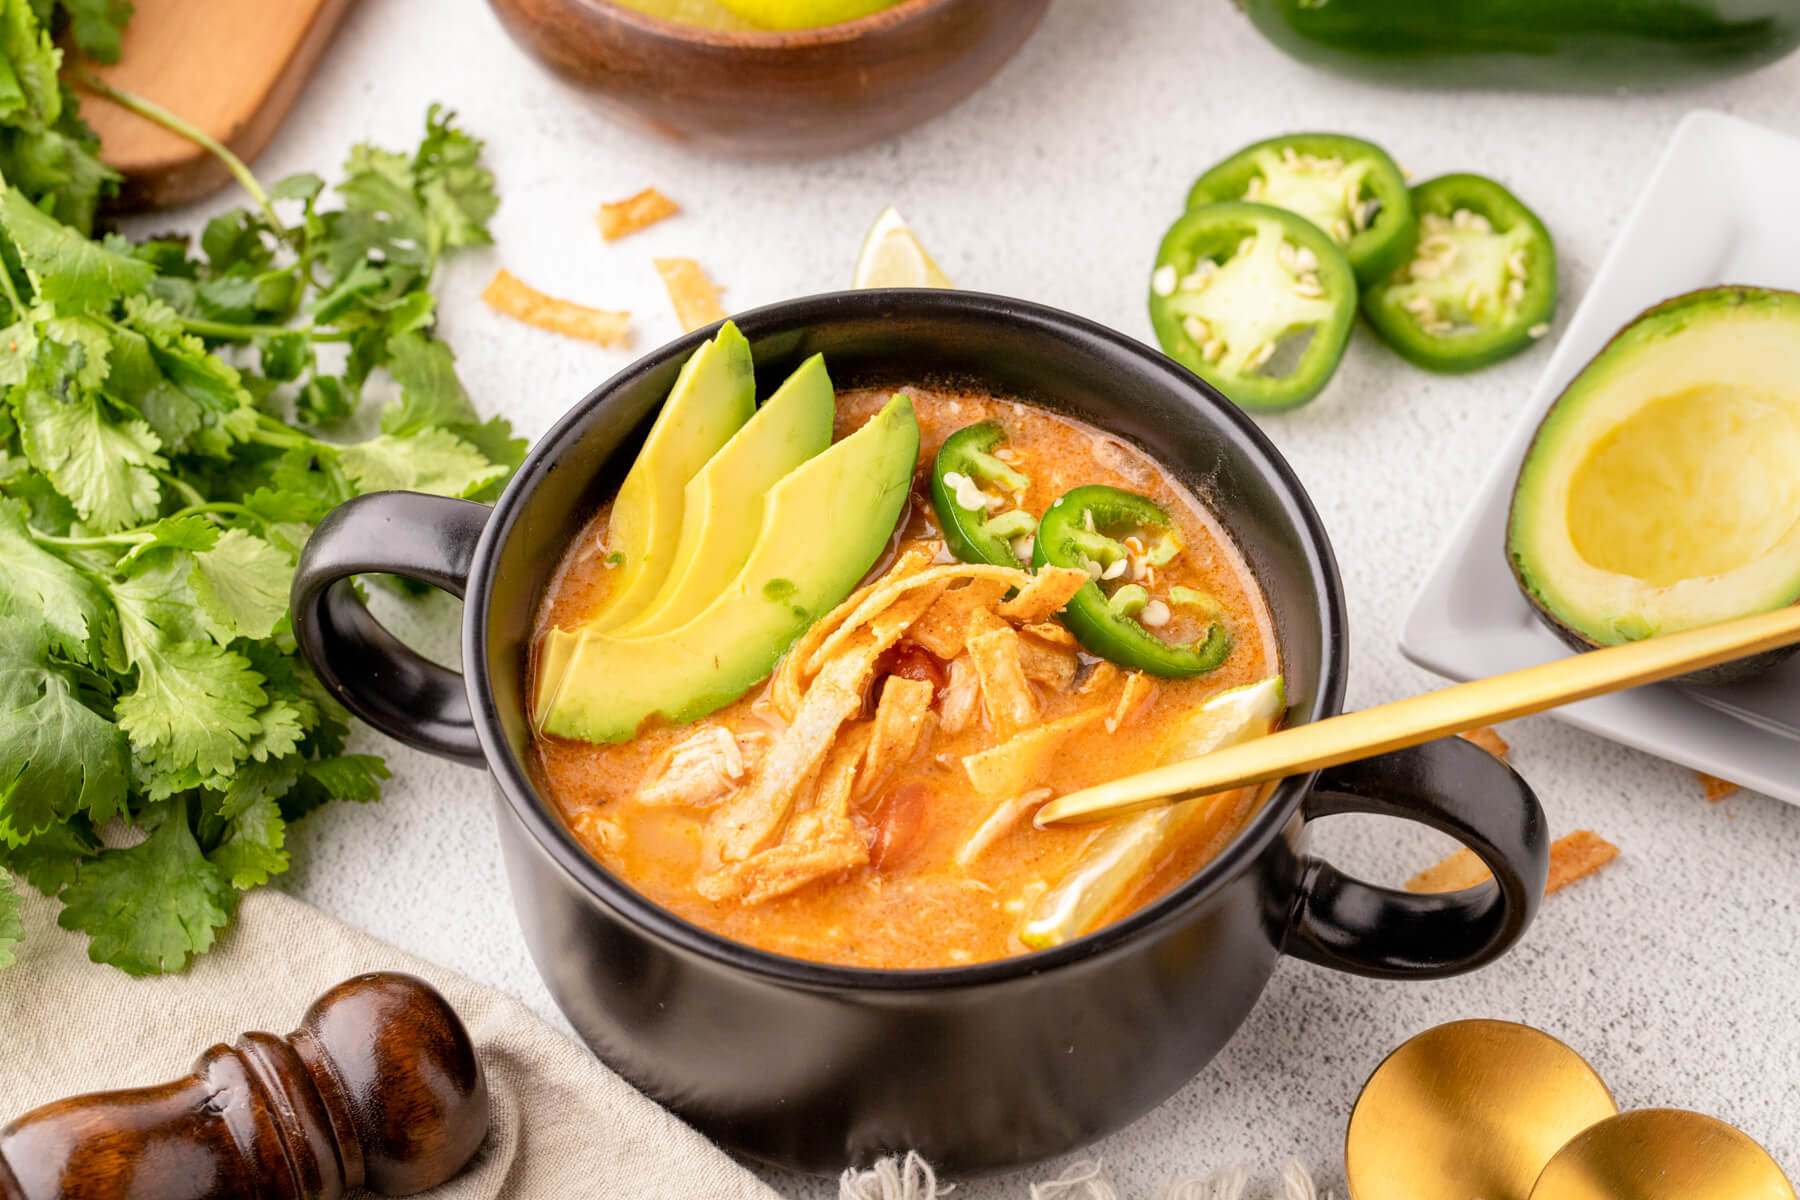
[998, 567, 1090, 623]
[862, 677, 935, 797]
[597, 187, 679, 241]
[1105, 671, 1156, 734]
[654, 257, 727, 332]
[1458, 726, 1509, 759]
[1022, 621, 1077, 647]
[958, 787, 1053, 868]
[1698, 771, 1739, 803]
[967, 627, 1037, 737]
[482, 268, 631, 346]
[1406, 830, 1620, 896]
[1079, 662, 1122, 695]
[963, 707, 1107, 797]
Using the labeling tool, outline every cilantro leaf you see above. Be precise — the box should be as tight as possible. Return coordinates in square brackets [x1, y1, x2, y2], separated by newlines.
[190, 528, 290, 642]
[0, 499, 113, 662]
[304, 753, 389, 803]
[0, 813, 98, 893]
[57, 0, 134, 63]
[0, 184, 151, 307]
[0, 866, 20, 968]
[382, 330, 475, 434]
[113, 575, 268, 784]
[204, 792, 287, 889]
[15, 387, 165, 531]
[339, 427, 507, 498]
[56, 798, 235, 975]
[0, 617, 128, 840]
[413, 104, 496, 258]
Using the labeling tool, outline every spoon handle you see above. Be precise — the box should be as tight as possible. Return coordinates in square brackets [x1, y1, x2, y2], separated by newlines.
[1037, 604, 1800, 827]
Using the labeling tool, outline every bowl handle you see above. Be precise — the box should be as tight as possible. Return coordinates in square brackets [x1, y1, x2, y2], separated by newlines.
[1284, 736, 1550, 979]
[291, 491, 490, 767]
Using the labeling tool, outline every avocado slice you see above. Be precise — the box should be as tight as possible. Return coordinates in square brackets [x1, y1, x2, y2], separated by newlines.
[539, 394, 920, 744]
[612, 355, 836, 638]
[590, 322, 757, 633]
[1508, 287, 1800, 674]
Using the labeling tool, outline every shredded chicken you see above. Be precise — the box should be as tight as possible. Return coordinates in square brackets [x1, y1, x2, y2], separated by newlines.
[958, 787, 1053, 867]
[637, 725, 760, 808]
[1106, 672, 1157, 733]
[939, 657, 981, 735]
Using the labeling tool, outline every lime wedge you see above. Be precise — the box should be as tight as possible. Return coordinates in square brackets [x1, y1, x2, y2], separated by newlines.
[1020, 676, 1286, 950]
[716, 0, 900, 29]
[610, 0, 764, 31]
[852, 205, 953, 290]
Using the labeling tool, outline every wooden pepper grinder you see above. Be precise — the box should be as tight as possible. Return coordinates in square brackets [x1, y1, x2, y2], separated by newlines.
[0, 971, 489, 1200]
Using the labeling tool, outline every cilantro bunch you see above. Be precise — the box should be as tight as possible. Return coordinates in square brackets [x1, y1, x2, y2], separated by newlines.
[0, 35, 520, 970]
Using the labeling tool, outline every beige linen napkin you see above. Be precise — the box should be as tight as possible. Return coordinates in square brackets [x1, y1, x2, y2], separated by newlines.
[0, 886, 781, 1199]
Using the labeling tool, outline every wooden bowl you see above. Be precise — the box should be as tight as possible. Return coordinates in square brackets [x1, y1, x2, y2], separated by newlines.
[486, 0, 1050, 159]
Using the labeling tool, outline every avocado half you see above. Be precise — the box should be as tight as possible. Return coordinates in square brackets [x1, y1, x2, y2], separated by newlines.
[1507, 286, 1800, 683]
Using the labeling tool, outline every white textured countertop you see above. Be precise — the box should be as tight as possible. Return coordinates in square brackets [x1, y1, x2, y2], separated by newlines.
[162, 0, 1800, 1193]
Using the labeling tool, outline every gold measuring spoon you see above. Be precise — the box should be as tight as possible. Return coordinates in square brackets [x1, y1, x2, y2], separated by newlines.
[1038, 604, 1800, 828]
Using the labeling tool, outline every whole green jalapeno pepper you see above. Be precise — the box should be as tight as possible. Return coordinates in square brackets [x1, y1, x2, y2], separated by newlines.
[1362, 173, 1558, 373]
[930, 421, 1034, 568]
[1030, 485, 1231, 678]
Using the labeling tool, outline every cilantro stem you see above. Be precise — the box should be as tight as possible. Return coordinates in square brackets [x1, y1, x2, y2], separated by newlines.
[0, 256, 25, 317]
[71, 71, 283, 234]
[176, 315, 352, 343]
[29, 501, 257, 549]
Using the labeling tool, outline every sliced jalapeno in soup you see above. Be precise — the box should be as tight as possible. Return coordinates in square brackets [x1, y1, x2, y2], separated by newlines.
[1186, 133, 1415, 285]
[930, 421, 1034, 568]
[1149, 202, 1357, 411]
[1031, 485, 1231, 678]
[1363, 173, 1557, 373]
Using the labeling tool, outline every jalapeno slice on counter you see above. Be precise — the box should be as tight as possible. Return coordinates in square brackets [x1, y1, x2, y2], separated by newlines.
[1186, 133, 1415, 285]
[1362, 173, 1557, 373]
[930, 421, 1034, 568]
[1031, 485, 1231, 678]
[1149, 202, 1357, 411]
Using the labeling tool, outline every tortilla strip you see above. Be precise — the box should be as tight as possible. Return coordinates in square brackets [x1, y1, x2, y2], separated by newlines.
[771, 543, 942, 716]
[957, 787, 1052, 868]
[597, 187, 679, 241]
[1105, 672, 1156, 734]
[654, 257, 728, 332]
[997, 567, 1089, 623]
[1406, 830, 1620, 897]
[1079, 662, 1122, 695]
[1698, 771, 1739, 802]
[907, 577, 1014, 660]
[712, 730, 872, 903]
[482, 268, 631, 346]
[801, 562, 1024, 681]
[1023, 621, 1077, 647]
[962, 707, 1107, 797]
[968, 627, 1037, 737]
[1016, 634, 1078, 690]
[1459, 726, 1510, 760]
[862, 677, 935, 799]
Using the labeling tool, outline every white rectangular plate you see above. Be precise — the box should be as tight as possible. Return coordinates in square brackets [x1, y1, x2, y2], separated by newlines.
[1399, 110, 1800, 804]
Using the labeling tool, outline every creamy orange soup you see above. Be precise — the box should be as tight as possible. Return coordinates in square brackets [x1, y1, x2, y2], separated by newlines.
[530, 387, 1279, 968]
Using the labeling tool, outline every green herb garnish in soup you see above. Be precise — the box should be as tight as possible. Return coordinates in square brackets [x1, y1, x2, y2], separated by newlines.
[529, 355, 1284, 968]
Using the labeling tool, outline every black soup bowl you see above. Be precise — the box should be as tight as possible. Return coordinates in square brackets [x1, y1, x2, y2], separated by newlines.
[291, 289, 1549, 1176]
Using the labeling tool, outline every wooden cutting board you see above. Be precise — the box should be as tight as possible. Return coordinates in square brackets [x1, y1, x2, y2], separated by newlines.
[73, 0, 358, 211]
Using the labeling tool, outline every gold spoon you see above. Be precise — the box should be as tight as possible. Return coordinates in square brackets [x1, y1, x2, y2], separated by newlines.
[1037, 604, 1800, 827]
[1344, 1020, 1618, 1200]
[1530, 1109, 1797, 1200]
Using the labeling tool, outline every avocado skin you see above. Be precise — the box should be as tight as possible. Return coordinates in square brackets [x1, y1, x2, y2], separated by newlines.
[1506, 286, 1800, 686]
